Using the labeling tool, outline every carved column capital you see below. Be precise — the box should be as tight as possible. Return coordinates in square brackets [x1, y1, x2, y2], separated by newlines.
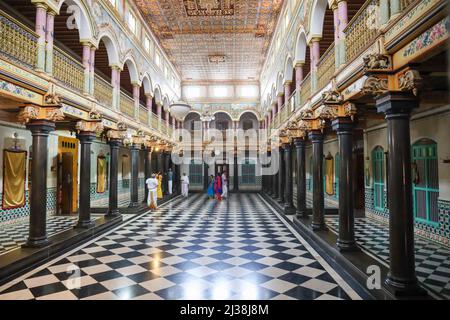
[18, 104, 64, 124]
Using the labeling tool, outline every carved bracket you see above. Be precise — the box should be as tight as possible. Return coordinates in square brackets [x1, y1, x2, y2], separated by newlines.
[398, 70, 422, 96]
[18, 105, 65, 124]
[363, 53, 391, 72]
[362, 75, 389, 96]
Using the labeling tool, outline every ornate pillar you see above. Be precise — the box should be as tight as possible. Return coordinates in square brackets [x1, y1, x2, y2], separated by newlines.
[337, 0, 348, 66]
[233, 153, 239, 191]
[146, 94, 153, 127]
[25, 119, 55, 247]
[35, 3, 47, 72]
[309, 37, 321, 91]
[283, 143, 295, 214]
[132, 83, 140, 119]
[45, 10, 55, 74]
[129, 143, 140, 207]
[272, 147, 279, 199]
[143, 147, 152, 203]
[379, 0, 390, 26]
[333, 1, 339, 68]
[157, 103, 162, 131]
[376, 92, 423, 296]
[294, 137, 307, 218]
[18, 105, 64, 247]
[76, 128, 97, 228]
[332, 117, 356, 250]
[89, 46, 96, 95]
[295, 64, 304, 92]
[284, 82, 292, 105]
[309, 130, 326, 231]
[277, 94, 284, 111]
[82, 42, 92, 95]
[277, 146, 285, 204]
[111, 66, 121, 110]
[390, 0, 401, 18]
[106, 132, 121, 217]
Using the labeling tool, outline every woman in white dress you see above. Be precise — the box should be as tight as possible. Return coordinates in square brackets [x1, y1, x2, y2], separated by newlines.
[146, 174, 159, 209]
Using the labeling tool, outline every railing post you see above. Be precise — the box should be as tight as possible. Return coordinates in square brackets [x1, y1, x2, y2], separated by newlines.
[45, 10, 55, 74]
[34, 3, 47, 72]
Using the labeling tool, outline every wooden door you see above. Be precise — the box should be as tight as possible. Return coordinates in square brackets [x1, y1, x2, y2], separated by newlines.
[60, 152, 74, 215]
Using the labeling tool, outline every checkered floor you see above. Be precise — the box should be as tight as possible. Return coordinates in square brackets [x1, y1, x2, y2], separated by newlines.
[0, 194, 361, 300]
[326, 217, 450, 299]
[0, 215, 103, 255]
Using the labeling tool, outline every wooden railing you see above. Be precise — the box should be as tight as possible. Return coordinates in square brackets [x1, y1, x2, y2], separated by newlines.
[139, 104, 148, 124]
[300, 73, 311, 106]
[94, 74, 113, 107]
[120, 91, 135, 118]
[0, 10, 38, 69]
[344, 0, 380, 63]
[53, 47, 84, 92]
[316, 43, 335, 92]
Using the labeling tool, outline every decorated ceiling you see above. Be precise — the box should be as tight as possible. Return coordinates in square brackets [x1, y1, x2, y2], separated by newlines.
[133, 0, 284, 82]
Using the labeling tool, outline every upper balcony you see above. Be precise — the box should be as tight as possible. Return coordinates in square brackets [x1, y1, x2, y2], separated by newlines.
[266, 0, 447, 136]
[0, 1, 180, 141]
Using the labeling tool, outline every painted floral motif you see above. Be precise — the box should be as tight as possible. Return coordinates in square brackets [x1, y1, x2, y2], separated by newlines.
[403, 17, 449, 58]
[0, 80, 35, 99]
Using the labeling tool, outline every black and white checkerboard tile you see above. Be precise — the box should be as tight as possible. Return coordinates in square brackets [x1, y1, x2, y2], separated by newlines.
[326, 217, 450, 299]
[0, 215, 104, 255]
[0, 194, 361, 300]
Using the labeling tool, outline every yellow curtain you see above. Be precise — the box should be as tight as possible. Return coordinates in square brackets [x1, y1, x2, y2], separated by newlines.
[97, 157, 106, 193]
[3, 150, 26, 209]
[325, 158, 334, 195]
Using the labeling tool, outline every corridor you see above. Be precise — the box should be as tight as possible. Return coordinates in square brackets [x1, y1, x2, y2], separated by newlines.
[0, 194, 361, 300]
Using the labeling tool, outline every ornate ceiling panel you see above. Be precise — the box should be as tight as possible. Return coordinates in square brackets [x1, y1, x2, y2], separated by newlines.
[134, 0, 284, 82]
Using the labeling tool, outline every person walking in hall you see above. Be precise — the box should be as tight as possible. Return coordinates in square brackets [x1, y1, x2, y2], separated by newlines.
[221, 170, 228, 199]
[167, 168, 173, 195]
[181, 172, 190, 197]
[207, 175, 215, 199]
[145, 174, 159, 210]
[157, 172, 163, 199]
[214, 172, 222, 201]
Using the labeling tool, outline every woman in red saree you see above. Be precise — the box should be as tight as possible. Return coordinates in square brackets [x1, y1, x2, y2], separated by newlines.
[214, 173, 222, 201]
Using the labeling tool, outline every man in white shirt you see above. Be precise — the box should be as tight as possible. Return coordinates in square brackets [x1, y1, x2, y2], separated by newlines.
[181, 173, 190, 197]
[221, 171, 228, 199]
[145, 174, 159, 209]
[167, 168, 173, 195]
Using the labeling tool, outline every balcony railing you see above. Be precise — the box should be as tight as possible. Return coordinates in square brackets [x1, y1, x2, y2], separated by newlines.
[300, 73, 311, 105]
[344, 0, 380, 63]
[139, 104, 148, 124]
[53, 47, 84, 93]
[120, 91, 135, 118]
[94, 74, 113, 107]
[0, 9, 38, 69]
[316, 43, 335, 92]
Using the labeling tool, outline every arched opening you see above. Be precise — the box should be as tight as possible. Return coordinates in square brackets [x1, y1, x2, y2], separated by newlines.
[183, 112, 201, 132]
